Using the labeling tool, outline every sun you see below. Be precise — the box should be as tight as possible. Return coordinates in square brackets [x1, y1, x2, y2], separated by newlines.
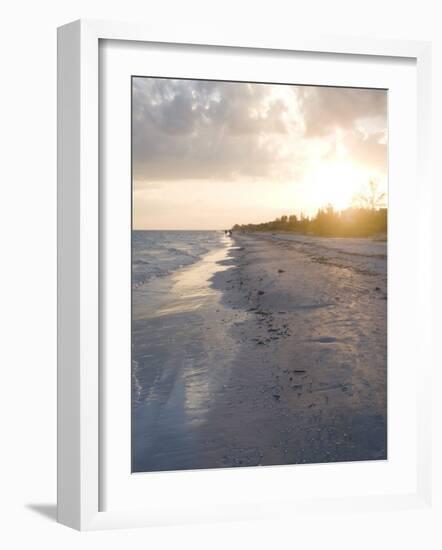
[304, 160, 373, 213]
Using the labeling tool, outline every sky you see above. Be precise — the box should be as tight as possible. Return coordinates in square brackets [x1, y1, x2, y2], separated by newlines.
[132, 77, 387, 230]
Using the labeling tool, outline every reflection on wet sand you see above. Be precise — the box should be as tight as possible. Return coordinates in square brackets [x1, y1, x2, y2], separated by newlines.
[132, 237, 248, 472]
[155, 245, 234, 317]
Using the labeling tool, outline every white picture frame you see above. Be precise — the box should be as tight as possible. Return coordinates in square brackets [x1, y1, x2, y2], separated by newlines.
[57, 19, 432, 531]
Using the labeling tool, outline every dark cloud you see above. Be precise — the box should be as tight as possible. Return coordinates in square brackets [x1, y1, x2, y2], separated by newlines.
[132, 78, 296, 184]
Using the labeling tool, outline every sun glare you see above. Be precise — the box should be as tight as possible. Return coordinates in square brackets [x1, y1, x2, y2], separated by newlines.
[304, 160, 373, 213]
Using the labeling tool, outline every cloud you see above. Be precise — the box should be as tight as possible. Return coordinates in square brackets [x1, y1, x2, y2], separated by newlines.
[132, 78, 302, 185]
[342, 129, 387, 172]
[132, 78, 387, 189]
[297, 86, 387, 137]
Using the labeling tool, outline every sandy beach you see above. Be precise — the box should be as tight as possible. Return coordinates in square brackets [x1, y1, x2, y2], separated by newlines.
[132, 232, 387, 472]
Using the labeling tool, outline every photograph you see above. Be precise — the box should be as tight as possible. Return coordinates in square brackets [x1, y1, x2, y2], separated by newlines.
[131, 76, 388, 473]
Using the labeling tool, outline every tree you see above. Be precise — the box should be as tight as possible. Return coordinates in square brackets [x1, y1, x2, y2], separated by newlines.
[352, 180, 386, 210]
[288, 214, 298, 226]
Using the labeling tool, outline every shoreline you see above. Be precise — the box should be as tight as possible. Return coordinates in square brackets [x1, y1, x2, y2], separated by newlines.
[132, 231, 387, 472]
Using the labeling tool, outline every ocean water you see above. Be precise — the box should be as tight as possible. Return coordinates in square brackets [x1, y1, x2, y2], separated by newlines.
[131, 229, 240, 471]
[132, 230, 225, 289]
[131, 229, 229, 419]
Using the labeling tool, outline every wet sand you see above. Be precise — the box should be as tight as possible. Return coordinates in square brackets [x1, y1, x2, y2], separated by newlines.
[132, 232, 387, 472]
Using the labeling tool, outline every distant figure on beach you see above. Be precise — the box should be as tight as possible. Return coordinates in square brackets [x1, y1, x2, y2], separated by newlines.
[225, 229, 232, 237]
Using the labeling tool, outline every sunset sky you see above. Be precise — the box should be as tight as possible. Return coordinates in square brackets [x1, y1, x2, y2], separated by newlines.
[132, 77, 387, 230]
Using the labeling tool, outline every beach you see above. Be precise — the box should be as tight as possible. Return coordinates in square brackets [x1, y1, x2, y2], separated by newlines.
[132, 231, 387, 472]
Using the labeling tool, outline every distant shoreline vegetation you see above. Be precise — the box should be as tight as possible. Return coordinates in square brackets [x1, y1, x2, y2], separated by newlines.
[232, 206, 387, 238]
[232, 181, 387, 238]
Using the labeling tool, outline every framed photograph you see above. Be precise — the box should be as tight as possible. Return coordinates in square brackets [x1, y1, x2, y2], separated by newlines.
[57, 20, 432, 530]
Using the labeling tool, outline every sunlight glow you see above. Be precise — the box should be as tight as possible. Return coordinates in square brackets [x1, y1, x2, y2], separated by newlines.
[303, 160, 376, 213]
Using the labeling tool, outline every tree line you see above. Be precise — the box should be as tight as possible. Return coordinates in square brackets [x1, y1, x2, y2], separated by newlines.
[232, 181, 387, 238]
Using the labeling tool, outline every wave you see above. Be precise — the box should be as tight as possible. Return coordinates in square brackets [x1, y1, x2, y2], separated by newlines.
[132, 230, 224, 288]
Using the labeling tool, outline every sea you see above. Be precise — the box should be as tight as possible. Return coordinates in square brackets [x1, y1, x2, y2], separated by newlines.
[132, 230, 226, 289]
[131, 230, 238, 471]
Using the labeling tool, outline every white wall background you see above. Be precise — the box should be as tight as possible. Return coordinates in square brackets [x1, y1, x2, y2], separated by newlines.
[0, 1, 440, 547]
